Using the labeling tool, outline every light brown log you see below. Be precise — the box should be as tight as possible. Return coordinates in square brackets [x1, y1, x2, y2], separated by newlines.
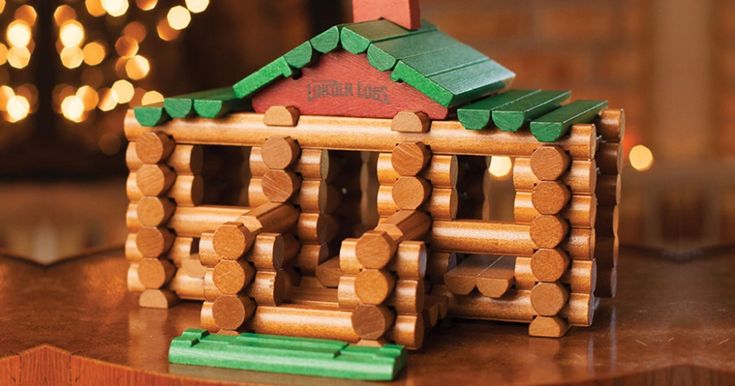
[426, 252, 456, 284]
[444, 255, 495, 295]
[296, 180, 342, 214]
[531, 182, 571, 215]
[125, 111, 596, 159]
[477, 256, 515, 298]
[597, 142, 622, 175]
[167, 205, 249, 238]
[378, 153, 458, 187]
[262, 169, 301, 203]
[125, 234, 143, 262]
[515, 192, 597, 229]
[212, 203, 299, 260]
[127, 143, 203, 174]
[136, 164, 176, 196]
[390, 314, 424, 349]
[560, 293, 595, 326]
[355, 269, 395, 305]
[378, 186, 457, 220]
[296, 243, 331, 274]
[263, 105, 300, 127]
[435, 286, 534, 323]
[391, 142, 431, 176]
[297, 213, 338, 243]
[596, 205, 618, 237]
[566, 228, 596, 260]
[389, 279, 425, 314]
[213, 260, 255, 295]
[596, 236, 619, 269]
[127, 263, 144, 292]
[247, 178, 270, 207]
[242, 202, 301, 233]
[375, 210, 431, 241]
[127, 173, 204, 206]
[249, 233, 285, 270]
[138, 289, 179, 309]
[530, 146, 570, 181]
[531, 282, 569, 316]
[136, 131, 175, 164]
[252, 304, 359, 342]
[596, 109, 625, 143]
[338, 276, 360, 308]
[249, 147, 268, 176]
[137, 257, 175, 289]
[531, 248, 570, 283]
[200, 301, 218, 331]
[530, 215, 569, 249]
[514, 158, 597, 195]
[203, 268, 222, 301]
[339, 238, 361, 274]
[126, 204, 141, 231]
[211, 295, 256, 330]
[295, 149, 332, 180]
[392, 111, 430, 133]
[135, 227, 174, 258]
[597, 174, 621, 206]
[248, 270, 286, 306]
[198, 232, 219, 267]
[389, 241, 427, 279]
[529, 316, 569, 338]
[262, 135, 301, 169]
[168, 237, 196, 266]
[392, 177, 431, 209]
[288, 283, 337, 307]
[423, 297, 440, 327]
[213, 222, 254, 261]
[355, 231, 396, 270]
[136, 197, 176, 227]
[351, 304, 394, 340]
[315, 257, 341, 288]
[515, 257, 596, 294]
[170, 265, 205, 300]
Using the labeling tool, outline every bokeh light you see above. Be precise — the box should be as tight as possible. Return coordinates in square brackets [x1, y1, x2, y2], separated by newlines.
[141, 90, 164, 105]
[7, 95, 30, 122]
[101, 0, 129, 17]
[61, 95, 85, 122]
[125, 55, 150, 80]
[185, 0, 209, 14]
[85, 0, 106, 17]
[489, 156, 513, 178]
[82, 41, 106, 65]
[629, 145, 654, 171]
[7, 20, 32, 47]
[167, 6, 191, 30]
[59, 20, 85, 47]
[60, 46, 84, 68]
[112, 79, 134, 103]
[7, 46, 30, 69]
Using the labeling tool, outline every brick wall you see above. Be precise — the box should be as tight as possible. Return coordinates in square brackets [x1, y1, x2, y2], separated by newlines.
[717, 0, 735, 155]
[420, 0, 650, 145]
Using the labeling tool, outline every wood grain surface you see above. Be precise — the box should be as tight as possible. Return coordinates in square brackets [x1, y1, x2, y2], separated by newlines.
[1, 248, 735, 385]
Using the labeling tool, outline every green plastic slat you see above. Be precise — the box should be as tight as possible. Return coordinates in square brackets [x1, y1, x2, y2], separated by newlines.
[492, 90, 571, 132]
[310, 25, 342, 54]
[134, 103, 170, 127]
[457, 89, 541, 130]
[193, 88, 248, 118]
[233, 57, 294, 98]
[367, 31, 456, 71]
[530, 100, 609, 142]
[340, 20, 435, 54]
[164, 87, 234, 119]
[169, 329, 407, 381]
[284, 41, 314, 69]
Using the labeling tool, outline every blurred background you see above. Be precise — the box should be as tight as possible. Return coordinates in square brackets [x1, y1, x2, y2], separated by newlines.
[0, 0, 733, 263]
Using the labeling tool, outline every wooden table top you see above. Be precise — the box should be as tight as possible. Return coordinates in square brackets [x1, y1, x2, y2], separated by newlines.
[1, 247, 734, 385]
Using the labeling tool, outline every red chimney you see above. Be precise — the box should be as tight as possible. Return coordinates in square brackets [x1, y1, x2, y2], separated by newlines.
[352, 0, 421, 30]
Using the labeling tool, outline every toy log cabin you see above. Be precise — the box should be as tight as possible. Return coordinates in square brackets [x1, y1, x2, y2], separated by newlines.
[124, 0, 623, 352]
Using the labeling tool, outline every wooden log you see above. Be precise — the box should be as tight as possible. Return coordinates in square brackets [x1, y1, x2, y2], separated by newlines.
[597, 174, 621, 206]
[476, 256, 515, 298]
[355, 269, 395, 305]
[136, 197, 175, 227]
[297, 212, 338, 243]
[137, 257, 176, 289]
[127, 143, 203, 174]
[262, 169, 302, 203]
[125, 234, 143, 262]
[378, 153, 458, 187]
[426, 252, 456, 284]
[530, 215, 570, 249]
[295, 180, 342, 214]
[531, 181, 571, 215]
[203, 268, 222, 301]
[444, 255, 494, 295]
[210, 295, 256, 330]
[261, 136, 301, 169]
[392, 111, 430, 133]
[339, 238, 361, 274]
[515, 257, 597, 293]
[212, 203, 299, 260]
[135, 165, 176, 196]
[529, 316, 569, 338]
[168, 237, 196, 266]
[375, 210, 431, 240]
[389, 314, 424, 350]
[561, 293, 595, 326]
[378, 185, 457, 220]
[595, 109, 625, 143]
[514, 158, 597, 195]
[252, 304, 359, 342]
[389, 279, 425, 314]
[389, 241, 427, 279]
[315, 257, 341, 288]
[125, 111, 597, 159]
[127, 173, 204, 206]
[435, 286, 534, 323]
[596, 205, 618, 237]
[596, 265, 617, 298]
[135, 131, 175, 164]
[247, 270, 286, 306]
[296, 243, 331, 274]
[530, 146, 570, 181]
[249, 233, 285, 270]
[247, 178, 270, 207]
[169, 262, 205, 300]
[351, 304, 394, 340]
[597, 142, 622, 175]
[127, 263, 144, 292]
[514, 192, 597, 229]
[249, 147, 268, 176]
[167, 205, 249, 238]
[263, 106, 300, 127]
[135, 227, 174, 258]
[338, 276, 360, 308]
[391, 177, 431, 209]
[596, 236, 619, 269]
[138, 289, 179, 309]
[356, 211, 431, 269]
[530, 282, 569, 316]
[213, 260, 255, 295]
[391, 142, 431, 176]
[530, 248, 570, 283]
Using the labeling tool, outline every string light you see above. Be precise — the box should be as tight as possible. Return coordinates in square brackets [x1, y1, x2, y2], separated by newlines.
[61, 95, 85, 122]
[53, 5, 77, 26]
[7, 20, 32, 47]
[112, 79, 134, 103]
[185, 0, 209, 14]
[123, 21, 147, 42]
[60, 46, 84, 68]
[156, 18, 179, 41]
[101, 0, 129, 17]
[14, 5, 36, 25]
[98, 88, 118, 111]
[141, 90, 164, 105]
[125, 55, 150, 80]
[82, 41, 106, 65]
[0, 43, 7, 65]
[629, 145, 654, 171]
[0, 0, 5, 15]
[85, 0, 106, 17]
[167, 6, 191, 30]
[59, 20, 85, 47]
[7, 95, 30, 122]
[489, 156, 513, 178]
[0, 86, 14, 111]
[7, 46, 30, 69]
[115, 35, 138, 57]
[136, 0, 157, 11]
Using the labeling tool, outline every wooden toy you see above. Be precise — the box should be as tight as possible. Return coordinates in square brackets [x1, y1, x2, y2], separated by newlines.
[124, 0, 624, 380]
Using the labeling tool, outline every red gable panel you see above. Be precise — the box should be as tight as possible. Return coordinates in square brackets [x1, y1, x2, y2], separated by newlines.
[252, 51, 449, 120]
